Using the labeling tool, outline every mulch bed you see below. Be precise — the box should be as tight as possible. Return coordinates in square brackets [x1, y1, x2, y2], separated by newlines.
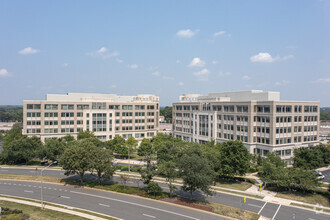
[161, 197, 214, 212]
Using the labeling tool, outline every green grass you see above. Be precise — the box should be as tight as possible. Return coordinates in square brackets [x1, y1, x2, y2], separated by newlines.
[209, 202, 260, 220]
[291, 203, 330, 213]
[276, 191, 330, 207]
[0, 200, 88, 220]
[0, 195, 117, 220]
[215, 179, 253, 191]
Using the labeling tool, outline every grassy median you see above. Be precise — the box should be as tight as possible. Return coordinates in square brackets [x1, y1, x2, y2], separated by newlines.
[276, 191, 330, 207]
[0, 200, 88, 220]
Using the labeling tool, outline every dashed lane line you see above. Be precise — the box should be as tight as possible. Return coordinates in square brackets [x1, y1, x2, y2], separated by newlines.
[24, 190, 34, 193]
[99, 203, 110, 207]
[143, 213, 156, 218]
[248, 203, 262, 208]
[60, 196, 71, 199]
[70, 190, 200, 220]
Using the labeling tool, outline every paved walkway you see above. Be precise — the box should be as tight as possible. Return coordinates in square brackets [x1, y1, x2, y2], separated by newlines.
[0, 196, 115, 220]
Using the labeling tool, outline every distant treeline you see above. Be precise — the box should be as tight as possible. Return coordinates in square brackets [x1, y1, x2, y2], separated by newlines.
[0, 106, 23, 122]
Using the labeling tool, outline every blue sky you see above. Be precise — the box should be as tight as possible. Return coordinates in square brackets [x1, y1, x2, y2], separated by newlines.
[0, 0, 329, 106]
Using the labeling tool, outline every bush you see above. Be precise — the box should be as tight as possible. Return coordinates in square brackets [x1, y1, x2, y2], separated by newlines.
[147, 182, 163, 197]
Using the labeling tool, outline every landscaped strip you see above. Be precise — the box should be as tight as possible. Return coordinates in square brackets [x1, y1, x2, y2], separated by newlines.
[276, 191, 330, 207]
[0, 195, 118, 220]
[290, 202, 330, 214]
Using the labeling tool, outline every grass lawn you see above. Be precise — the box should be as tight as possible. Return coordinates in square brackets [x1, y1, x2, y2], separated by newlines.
[0, 200, 88, 220]
[276, 191, 330, 207]
[215, 179, 253, 191]
[209, 202, 259, 220]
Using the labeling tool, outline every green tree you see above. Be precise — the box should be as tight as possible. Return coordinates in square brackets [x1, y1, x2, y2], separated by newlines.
[217, 140, 251, 177]
[2, 123, 23, 147]
[77, 130, 96, 140]
[179, 153, 215, 200]
[159, 106, 172, 122]
[106, 136, 127, 158]
[158, 161, 178, 197]
[60, 135, 75, 143]
[126, 136, 138, 172]
[291, 168, 320, 192]
[60, 139, 96, 184]
[41, 138, 65, 161]
[1, 137, 42, 164]
[138, 138, 153, 159]
[147, 182, 163, 197]
[91, 147, 115, 183]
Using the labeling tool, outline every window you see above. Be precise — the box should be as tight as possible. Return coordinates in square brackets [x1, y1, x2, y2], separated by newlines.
[92, 102, 106, 109]
[135, 105, 145, 110]
[109, 105, 120, 110]
[27, 104, 34, 109]
[147, 105, 155, 110]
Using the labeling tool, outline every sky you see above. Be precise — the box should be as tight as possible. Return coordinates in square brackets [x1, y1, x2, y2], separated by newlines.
[0, 0, 329, 106]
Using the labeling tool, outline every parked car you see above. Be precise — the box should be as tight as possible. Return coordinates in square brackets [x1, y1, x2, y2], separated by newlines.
[313, 170, 325, 180]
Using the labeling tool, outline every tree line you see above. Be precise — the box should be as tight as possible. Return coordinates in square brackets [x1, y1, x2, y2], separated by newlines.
[0, 106, 23, 122]
[0, 124, 329, 198]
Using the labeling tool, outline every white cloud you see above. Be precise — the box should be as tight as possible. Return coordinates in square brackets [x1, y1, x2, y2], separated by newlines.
[109, 84, 117, 89]
[313, 78, 330, 83]
[188, 57, 205, 67]
[275, 80, 289, 86]
[176, 29, 199, 38]
[152, 71, 161, 76]
[178, 82, 184, 86]
[193, 69, 209, 81]
[19, 47, 40, 55]
[0, 69, 10, 77]
[88, 47, 119, 59]
[218, 71, 231, 77]
[250, 52, 294, 63]
[212, 60, 218, 65]
[242, 75, 251, 80]
[162, 76, 174, 80]
[116, 59, 124, 63]
[250, 52, 276, 63]
[213, 31, 225, 37]
[97, 47, 108, 54]
[128, 64, 138, 69]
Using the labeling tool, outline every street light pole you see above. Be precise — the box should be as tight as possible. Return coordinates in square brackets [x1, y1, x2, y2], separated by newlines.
[40, 161, 57, 209]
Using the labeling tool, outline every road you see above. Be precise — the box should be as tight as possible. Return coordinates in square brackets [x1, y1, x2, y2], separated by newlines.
[321, 168, 330, 183]
[0, 179, 225, 220]
[1, 167, 329, 220]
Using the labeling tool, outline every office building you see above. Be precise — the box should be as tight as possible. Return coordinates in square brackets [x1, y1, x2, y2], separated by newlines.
[172, 90, 320, 164]
[23, 93, 159, 142]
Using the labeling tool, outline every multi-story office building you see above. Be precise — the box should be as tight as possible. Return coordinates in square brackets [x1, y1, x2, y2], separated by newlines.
[172, 90, 320, 164]
[23, 93, 159, 142]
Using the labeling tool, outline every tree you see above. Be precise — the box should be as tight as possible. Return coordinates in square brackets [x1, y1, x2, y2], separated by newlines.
[217, 140, 250, 177]
[41, 138, 65, 161]
[2, 123, 23, 147]
[60, 135, 75, 143]
[138, 138, 153, 159]
[126, 137, 138, 171]
[147, 182, 163, 197]
[158, 161, 178, 197]
[119, 174, 130, 190]
[291, 168, 320, 192]
[91, 147, 115, 183]
[60, 139, 96, 184]
[1, 137, 42, 164]
[106, 136, 127, 158]
[159, 106, 172, 122]
[179, 154, 215, 200]
[77, 130, 96, 140]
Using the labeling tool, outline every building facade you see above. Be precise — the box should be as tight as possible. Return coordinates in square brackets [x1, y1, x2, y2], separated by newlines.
[172, 90, 320, 164]
[23, 93, 159, 142]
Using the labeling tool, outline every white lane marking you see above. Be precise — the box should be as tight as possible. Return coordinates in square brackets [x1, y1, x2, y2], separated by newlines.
[60, 196, 70, 199]
[24, 190, 34, 193]
[54, 188, 57, 191]
[29, 171, 35, 173]
[143, 213, 156, 218]
[33, 186, 37, 188]
[308, 218, 315, 220]
[248, 203, 262, 208]
[258, 202, 267, 214]
[4, 183, 7, 184]
[99, 203, 110, 207]
[272, 204, 281, 220]
[70, 191, 200, 220]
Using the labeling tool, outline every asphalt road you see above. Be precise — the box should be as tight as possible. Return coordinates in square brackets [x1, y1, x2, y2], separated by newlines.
[1, 167, 329, 220]
[321, 168, 330, 183]
[0, 179, 227, 220]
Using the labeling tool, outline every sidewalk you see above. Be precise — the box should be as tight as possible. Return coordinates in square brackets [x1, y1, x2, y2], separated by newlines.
[0, 196, 116, 220]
